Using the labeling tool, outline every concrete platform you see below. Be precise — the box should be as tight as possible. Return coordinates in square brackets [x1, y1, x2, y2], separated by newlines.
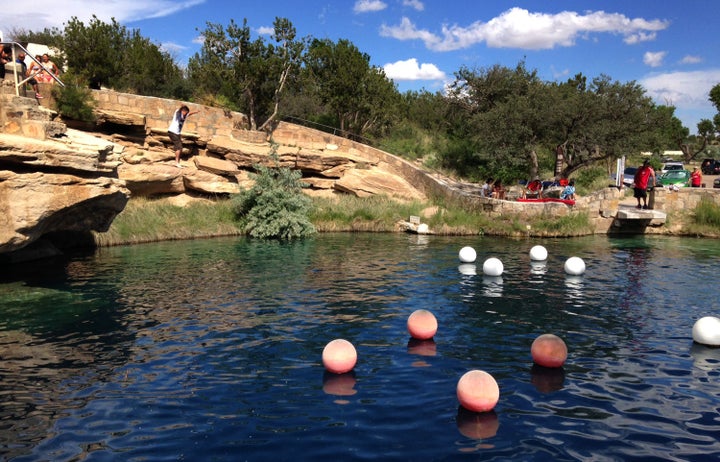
[615, 205, 667, 226]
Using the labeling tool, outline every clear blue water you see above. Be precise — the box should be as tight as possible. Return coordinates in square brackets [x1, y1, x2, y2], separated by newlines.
[1, 233, 719, 461]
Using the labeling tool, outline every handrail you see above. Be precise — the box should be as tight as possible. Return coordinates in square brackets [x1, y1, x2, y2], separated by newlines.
[281, 115, 376, 147]
[1, 41, 64, 97]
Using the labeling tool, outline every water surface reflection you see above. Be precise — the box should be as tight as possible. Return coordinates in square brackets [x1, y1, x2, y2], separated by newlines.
[0, 234, 719, 461]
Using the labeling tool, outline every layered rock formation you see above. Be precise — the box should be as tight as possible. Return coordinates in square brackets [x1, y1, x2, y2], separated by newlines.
[0, 99, 131, 260]
[0, 89, 427, 260]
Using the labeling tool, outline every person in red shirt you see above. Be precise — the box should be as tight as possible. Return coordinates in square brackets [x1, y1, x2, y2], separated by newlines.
[690, 166, 702, 187]
[633, 160, 656, 209]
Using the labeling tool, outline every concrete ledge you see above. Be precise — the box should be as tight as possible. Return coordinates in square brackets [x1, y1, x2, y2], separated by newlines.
[616, 207, 666, 225]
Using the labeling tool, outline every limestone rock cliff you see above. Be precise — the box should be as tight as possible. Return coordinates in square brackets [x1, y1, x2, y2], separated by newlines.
[0, 95, 131, 259]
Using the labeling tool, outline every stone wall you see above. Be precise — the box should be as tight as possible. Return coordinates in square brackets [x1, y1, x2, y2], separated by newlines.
[653, 186, 720, 211]
[91, 90, 249, 140]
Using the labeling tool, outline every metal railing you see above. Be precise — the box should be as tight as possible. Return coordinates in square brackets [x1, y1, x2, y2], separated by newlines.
[1, 41, 64, 97]
[281, 115, 376, 147]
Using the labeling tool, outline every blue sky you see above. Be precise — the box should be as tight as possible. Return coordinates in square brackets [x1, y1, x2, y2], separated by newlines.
[4, 0, 719, 133]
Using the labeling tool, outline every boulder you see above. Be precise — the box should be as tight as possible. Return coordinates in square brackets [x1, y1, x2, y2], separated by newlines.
[117, 163, 185, 196]
[0, 170, 130, 253]
[334, 167, 425, 200]
[121, 148, 174, 164]
[0, 132, 122, 174]
[193, 155, 239, 177]
[234, 170, 255, 190]
[160, 194, 214, 208]
[183, 169, 240, 195]
[95, 108, 146, 126]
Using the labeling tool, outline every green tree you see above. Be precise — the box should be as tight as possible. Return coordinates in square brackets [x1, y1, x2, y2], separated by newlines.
[232, 148, 315, 240]
[443, 62, 547, 180]
[188, 17, 305, 131]
[304, 38, 400, 139]
[60, 16, 185, 97]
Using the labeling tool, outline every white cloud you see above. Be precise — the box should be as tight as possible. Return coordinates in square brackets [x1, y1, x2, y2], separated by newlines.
[643, 51, 666, 67]
[160, 42, 186, 54]
[380, 8, 669, 52]
[641, 69, 720, 111]
[3, 0, 206, 31]
[681, 55, 703, 64]
[354, 0, 387, 14]
[384, 58, 445, 81]
[624, 31, 657, 44]
[403, 0, 424, 12]
[257, 26, 274, 35]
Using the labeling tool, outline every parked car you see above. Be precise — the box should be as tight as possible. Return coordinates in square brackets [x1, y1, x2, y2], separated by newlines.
[611, 166, 638, 186]
[661, 161, 684, 174]
[621, 167, 637, 186]
[701, 158, 720, 175]
[657, 169, 691, 187]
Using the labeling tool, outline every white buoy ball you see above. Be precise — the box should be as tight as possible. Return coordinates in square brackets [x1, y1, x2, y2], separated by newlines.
[564, 257, 586, 276]
[459, 246, 477, 263]
[417, 223, 429, 234]
[692, 316, 720, 346]
[529, 245, 548, 261]
[482, 257, 504, 277]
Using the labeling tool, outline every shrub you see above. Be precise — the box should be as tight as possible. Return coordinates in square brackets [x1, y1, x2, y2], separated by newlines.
[51, 70, 96, 122]
[693, 198, 720, 228]
[231, 148, 316, 239]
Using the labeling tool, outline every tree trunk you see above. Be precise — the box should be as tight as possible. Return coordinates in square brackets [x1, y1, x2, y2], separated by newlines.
[554, 143, 565, 177]
[528, 149, 539, 179]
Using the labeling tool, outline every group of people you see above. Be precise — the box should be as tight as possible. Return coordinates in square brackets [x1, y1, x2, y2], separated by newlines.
[480, 178, 506, 200]
[1, 46, 59, 99]
[631, 159, 703, 210]
[480, 176, 576, 201]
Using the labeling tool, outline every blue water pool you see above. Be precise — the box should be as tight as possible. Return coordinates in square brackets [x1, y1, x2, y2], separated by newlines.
[1, 234, 719, 461]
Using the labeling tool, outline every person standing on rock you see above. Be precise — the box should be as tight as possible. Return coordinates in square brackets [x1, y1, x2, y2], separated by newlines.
[633, 159, 656, 209]
[168, 105, 198, 168]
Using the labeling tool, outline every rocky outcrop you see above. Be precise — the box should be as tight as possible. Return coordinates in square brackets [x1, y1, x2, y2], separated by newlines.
[0, 94, 131, 259]
[85, 90, 425, 201]
[0, 170, 129, 253]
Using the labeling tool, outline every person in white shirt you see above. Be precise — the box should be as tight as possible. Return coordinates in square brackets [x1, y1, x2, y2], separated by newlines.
[167, 105, 199, 168]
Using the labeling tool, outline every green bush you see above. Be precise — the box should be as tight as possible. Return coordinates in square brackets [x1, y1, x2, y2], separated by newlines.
[231, 150, 316, 239]
[51, 71, 96, 122]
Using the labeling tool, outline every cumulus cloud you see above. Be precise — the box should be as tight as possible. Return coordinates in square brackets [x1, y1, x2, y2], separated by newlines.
[257, 26, 274, 35]
[354, 0, 387, 14]
[383, 58, 445, 81]
[641, 69, 720, 108]
[403, 0, 424, 11]
[3, 0, 206, 31]
[380, 7, 669, 52]
[643, 51, 666, 67]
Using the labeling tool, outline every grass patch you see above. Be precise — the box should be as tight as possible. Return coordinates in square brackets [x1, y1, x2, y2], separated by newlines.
[310, 195, 427, 232]
[94, 197, 243, 246]
[684, 198, 720, 236]
[96, 194, 602, 246]
[531, 212, 593, 236]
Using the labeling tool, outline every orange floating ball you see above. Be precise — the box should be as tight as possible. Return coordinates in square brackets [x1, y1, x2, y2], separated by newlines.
[407, 309, 438, 340]
[456, 370, 500, 413]
[531, 334, 568, 368]
[322, 339, 357, 374]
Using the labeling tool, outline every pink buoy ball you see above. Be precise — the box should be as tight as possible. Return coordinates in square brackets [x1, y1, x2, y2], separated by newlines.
[407, 309, 438, 340]
[531, 334, 568, 368]
[322, 339, 357, 374]
[456, 370, 500, 413]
